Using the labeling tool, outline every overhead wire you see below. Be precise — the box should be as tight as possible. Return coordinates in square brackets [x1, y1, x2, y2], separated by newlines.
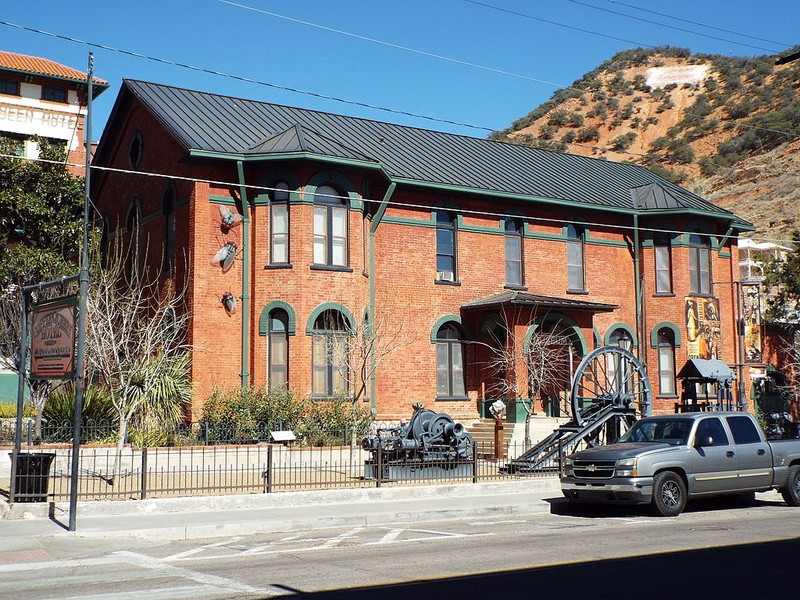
[2, 150, 793, 247]
[606, 0, 792, 49]
[564, 0, 784, 53]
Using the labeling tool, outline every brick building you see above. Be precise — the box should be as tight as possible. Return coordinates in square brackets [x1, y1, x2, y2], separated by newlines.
[92, 79, 754, 422]
[0, 50, 108, 171]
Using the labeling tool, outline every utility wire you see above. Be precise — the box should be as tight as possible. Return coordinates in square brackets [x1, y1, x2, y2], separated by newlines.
[607, 0, 792, 49]
[3, 150, 792, 247]
[565, 0, 783, 53]
[0, 20, 491, 133]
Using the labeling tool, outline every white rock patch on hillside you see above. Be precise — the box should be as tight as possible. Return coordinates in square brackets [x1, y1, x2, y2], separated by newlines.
[646, 65, 709, 89]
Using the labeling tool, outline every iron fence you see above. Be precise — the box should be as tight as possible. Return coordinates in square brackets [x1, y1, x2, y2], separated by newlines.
[1, 440, 560, 502]
[0, 419, 361, 448]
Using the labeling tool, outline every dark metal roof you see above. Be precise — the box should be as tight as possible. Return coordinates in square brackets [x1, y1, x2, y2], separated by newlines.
[461, 291, 618, 313]
[677, 359, 736, 382]
[116, 79, 750, 225]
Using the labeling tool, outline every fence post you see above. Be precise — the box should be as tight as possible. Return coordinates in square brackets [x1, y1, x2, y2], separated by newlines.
[26, 420, 32, 446]
[140, 447, 148, 500]
[558, 439, 563, 479]
[264, 444, 273, 494]
[472, 442, 478, 484]
[375, 444, 382, 488]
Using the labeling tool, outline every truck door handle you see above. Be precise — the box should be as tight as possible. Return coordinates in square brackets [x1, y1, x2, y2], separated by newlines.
[726, 451, 735, 458]
[757, 449, 766, 455]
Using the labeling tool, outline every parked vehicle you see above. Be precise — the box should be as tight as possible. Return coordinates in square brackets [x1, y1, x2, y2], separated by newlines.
[561, 411, 800, 516]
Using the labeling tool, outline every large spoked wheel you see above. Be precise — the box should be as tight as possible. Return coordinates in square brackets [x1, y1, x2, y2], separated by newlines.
[651, 471, 687, 517]
[570, 346, 652, 427]
[781, 465, 800, 506]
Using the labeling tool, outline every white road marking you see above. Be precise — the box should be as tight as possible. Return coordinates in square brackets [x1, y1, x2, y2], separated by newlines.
[163, 536, 243, 560]
[318, 527, 364, 548]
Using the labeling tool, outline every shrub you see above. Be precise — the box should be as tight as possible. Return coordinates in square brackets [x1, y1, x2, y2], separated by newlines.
[609, 132, 637, 152]
[575, 125, 600, 143]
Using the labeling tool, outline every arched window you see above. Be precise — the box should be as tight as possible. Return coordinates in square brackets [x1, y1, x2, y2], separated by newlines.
[162, 184, 176, 274]
[270, 181, 290, 265]
[608, 327, 634, 393]
[566, 223, 585, 292]
[125, 202, 141, 282]
[657, 328, 677, 396]
[313, 185, 347, 267]
[436, 210, 457, 282]
[436, 322, 466, 398]
[505, 219, 524, 286]
[688, 233, 711, 295]
[312, 309, 349, 397]
[268, 309, 289, 391]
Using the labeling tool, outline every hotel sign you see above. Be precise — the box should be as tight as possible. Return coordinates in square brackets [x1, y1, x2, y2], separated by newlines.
[30, 295, 77, 380]
[0, 101, 82, 148]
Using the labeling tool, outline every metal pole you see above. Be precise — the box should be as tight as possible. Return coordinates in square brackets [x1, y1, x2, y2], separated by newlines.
[10, 290, 31, 503]
[69, 53, 93, 532]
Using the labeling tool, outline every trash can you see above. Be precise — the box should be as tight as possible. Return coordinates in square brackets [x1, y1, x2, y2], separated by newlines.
[10, 452, 56, 502]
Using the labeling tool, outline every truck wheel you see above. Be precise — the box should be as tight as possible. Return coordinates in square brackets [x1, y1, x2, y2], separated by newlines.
[651, 471, 686, 517]
[780, 465, 800, 506]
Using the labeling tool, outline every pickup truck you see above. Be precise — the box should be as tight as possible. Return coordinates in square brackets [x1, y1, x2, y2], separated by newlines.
[561, 411, 800, 516]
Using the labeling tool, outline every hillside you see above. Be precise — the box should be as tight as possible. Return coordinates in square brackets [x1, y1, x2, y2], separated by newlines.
[492, 47, 800, 239]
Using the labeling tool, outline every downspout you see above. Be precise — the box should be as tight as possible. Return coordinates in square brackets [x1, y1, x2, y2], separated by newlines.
[633, 213, 644, 366]
[237, 160, 251, 389]
[367, 181, 396, 415]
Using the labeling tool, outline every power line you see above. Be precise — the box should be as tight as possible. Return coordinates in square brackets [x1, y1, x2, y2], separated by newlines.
[462, 0, 654, 48]
[606, 0, 792, 49]
[2, 150, 791, 247]
[0, 20, 492, 134]
[565, 0, 784, 53]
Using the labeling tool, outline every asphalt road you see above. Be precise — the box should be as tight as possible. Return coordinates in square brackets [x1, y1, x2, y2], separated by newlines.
[1, 493, 797, 599]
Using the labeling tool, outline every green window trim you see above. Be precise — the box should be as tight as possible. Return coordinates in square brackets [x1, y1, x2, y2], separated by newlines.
[258, 301, 297, 336]
[430, 315, 468, 342]
[650, 321, 682, 348]
[604, 322, 638, 348]
[306, 302, 355, 335]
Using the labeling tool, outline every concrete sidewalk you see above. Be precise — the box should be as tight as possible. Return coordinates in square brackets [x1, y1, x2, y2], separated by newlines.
[0, 479, 562, 542]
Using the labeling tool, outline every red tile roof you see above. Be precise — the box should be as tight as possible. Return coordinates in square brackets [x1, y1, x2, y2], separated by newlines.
[0, 50, 108, 86]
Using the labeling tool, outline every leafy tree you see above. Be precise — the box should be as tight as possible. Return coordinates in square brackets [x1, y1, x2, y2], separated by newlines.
[0, 136, 85, 437]
[763, 231, 800, 323]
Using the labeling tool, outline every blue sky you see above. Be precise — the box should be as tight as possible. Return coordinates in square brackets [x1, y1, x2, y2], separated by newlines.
[2, 1, 797, 139]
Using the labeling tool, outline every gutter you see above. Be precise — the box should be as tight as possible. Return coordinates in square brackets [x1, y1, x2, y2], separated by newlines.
[367, 181, 397, 414]
[236, 160, 251, 389]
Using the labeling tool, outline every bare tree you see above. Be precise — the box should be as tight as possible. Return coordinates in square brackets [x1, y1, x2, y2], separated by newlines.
[317, 308, 411, 449]
[480, 310, 573, 446]
[85, 241, 191, 480]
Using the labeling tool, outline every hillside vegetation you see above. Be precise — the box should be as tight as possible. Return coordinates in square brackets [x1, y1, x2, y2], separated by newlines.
[492, 46, 800, 239]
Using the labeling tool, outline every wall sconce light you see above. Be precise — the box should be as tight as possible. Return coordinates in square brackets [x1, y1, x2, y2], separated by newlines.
[221, 291, 237, 313]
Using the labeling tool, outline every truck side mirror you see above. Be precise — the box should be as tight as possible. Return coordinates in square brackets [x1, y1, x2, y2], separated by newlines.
[694, 435, 714, 448]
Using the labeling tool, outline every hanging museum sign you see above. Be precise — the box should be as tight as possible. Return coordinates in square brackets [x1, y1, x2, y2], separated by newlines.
[685, 296, 721, 360]
[741, 283, 763, 363]
[30, 295, 77, 379]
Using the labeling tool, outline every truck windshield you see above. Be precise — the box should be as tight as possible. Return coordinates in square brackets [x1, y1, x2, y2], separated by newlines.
[618, 418, 691, 446]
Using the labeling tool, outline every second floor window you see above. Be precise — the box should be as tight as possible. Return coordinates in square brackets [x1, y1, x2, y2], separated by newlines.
[270, 181, 290, 264]
[654, 236, 672, 294]
[162, 186, 176, 274]
[436, 211, 457, 282]
[566, 223, 585, 292]
[689, 233, 711, 295]
[0, 78, 19, 95]
[313, 185, 347, 267]
[42, 85, 66, 103]
[505, 219, 523, 286]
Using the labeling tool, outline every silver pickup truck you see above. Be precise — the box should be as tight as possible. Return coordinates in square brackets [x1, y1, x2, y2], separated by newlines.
[561, 411, 800, 516]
